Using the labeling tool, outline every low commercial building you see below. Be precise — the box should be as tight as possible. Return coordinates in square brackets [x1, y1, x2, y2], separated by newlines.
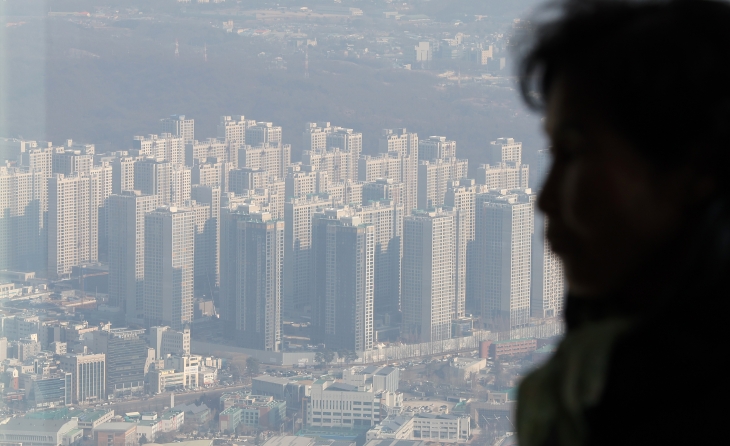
[93, 422, 137, 446]
[219, 407, 243, 432]
[76, 409, 116, 434]
[251, 374, 310, 409]
[159, 409, 185, 432]
[0, 417, 82, 446]
[173, 403, 211, 424]
[489, 338, 537, 359]
[448, 358, 487, 380]
[367, 414, 470, 444]
[306, 378, 399, 429]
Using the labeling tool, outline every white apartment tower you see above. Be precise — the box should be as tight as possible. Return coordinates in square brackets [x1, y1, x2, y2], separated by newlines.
[0, 167, 47, 272]
[362, 178, 406, 209]
[489, 137, 522, 164]
[283, 195, 329, 314]
[302, 122, 333, 152]
[327, 127, 363, 181]
[238, 143, 291, 180]
[402, 209, 456, 343]
[47, 171, 110, 279]
[236, 212, 284, 352]
[144, 207, 195, 330]
[48, 175, 92, 278]
[326, 220, 374, 352]
[107, 191, 160, 323]
[133, 134, 185, 165]
[134, 158, 191, 205]
[474, 190, 534, 331]
[192, 185, 221, 289]
[379, 129, 419, 213]
[531, 149, 566, 318]
[417, 157, 469, 209]
[161, 115, 195, 144]
[111, 156, 138, 194]
[419, 136, 456, 161]
[218, 115, 251, 163]
[245, 122, 283, 146]
[445, 179, 479, 319]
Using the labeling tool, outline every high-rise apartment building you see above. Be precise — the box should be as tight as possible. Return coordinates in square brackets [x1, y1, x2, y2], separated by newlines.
[362, 178, 406, 209]
[283, 195, 329, 314]
[530, 149, 566, 318]
[134, 158, 191, 205]
[47, 170, 110, 279]
[0, 167, 46, 272]
[52, 148, 93, 176]
[144, 207, 195, 330]
[229, 168, 270, 194]
[133, 134, 186, 165]
[218, 115, 251, 162]
[59, 352, 106, 404]
[327, 127, 363, 181]
[401, 209, 456, 343]
[417, 158, 468, 209]
[107, 191, 160, 323]
[302, 147, 349, 185]
[302, 122, 333, 152]
[185, 138, 227, 166]
[188, 192, 220, 291]
[111, 155, 138, 194]
[445, 179, 478, 319]
[418, 136, 456, 161]
[477, 161, 529, 191]
[473, 190, 534, 331]
[379, 129, 419, 213]
[245, 122, 283, 146]
[238, 143, 291, 180]
[235, 212, 284, 351]
[161, 115, 195, 144]
[489, 137, 522, 164]
[311, 212, 374, 351]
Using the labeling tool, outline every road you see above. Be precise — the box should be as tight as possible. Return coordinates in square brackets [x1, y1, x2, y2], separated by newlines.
[102, 385, 248, 414]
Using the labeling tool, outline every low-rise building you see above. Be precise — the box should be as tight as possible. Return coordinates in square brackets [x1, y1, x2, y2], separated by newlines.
[306, 378, 396, 429]
[173, 403, 211, 424]
[367, 414, 470, 444]
[448, 358, 487, 380]
[251, 374, 310, 409]
[159, 409, 185, 432]
[76, 409, 116, 434]
[0, 417, 82, 446]
[489, 338, 537, 359]
[93, 422, 137, 446]
[219, 407, 243, 432]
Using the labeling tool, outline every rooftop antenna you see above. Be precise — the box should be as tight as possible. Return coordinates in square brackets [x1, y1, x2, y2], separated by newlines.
[304, 45, 310, 78]
[175, 39, 179, 58]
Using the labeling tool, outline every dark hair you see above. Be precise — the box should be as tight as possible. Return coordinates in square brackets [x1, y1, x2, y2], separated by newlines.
[518, 0, 730, 170]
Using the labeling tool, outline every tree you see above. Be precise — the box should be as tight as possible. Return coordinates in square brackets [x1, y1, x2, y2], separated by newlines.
[139, 435, 148, 445]
[315, 349, 335, 368]
[246, 357, 260, 376]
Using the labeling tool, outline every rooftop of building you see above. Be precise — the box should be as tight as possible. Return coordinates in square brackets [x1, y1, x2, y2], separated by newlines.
[364, 440, 425, 446]
[413, 413, 461, 420]
[493, 338, 536, 345]
[148, 441, 212, 446]
[2, 417, 76, 432]
[262, 436, 314, 446]
[375, 367, 395, 376]
[172, 403, 210, 414]
[94, 422, 137, 432]
[326, 382, 359, 392]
